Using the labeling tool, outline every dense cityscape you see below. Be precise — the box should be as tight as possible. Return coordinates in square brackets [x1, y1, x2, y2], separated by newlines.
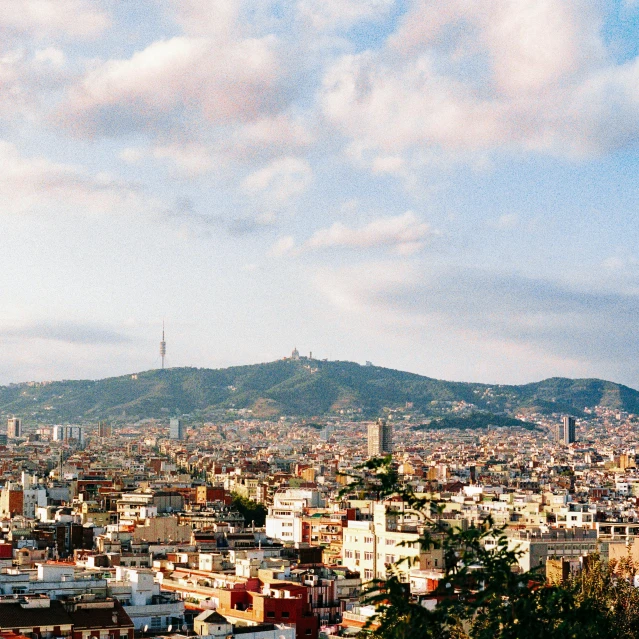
[0, 348, 637, 637]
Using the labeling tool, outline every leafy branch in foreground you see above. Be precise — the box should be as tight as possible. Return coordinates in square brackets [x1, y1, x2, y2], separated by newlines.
[339, 456, 634, 639]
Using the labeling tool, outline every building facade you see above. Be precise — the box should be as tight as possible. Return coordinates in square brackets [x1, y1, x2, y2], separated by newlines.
[367, 419, 392, 457]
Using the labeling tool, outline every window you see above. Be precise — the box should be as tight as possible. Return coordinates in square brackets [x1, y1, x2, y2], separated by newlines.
[267, 611, 275, 618]
[364, 552, 373, 561]
[364, 570, 373, 580]
[282, 611, 289, 618]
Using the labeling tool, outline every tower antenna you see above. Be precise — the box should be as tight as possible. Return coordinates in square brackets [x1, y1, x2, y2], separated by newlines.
[160, 320, 166, 370]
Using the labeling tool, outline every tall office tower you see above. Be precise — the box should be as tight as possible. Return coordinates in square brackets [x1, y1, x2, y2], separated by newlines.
[368, 418, 393, 457]
[53, 424, 83, 444]
[98, 422, 112, 438]
[557, 416, 576, 444]
[321, 424, 333, 442]
[169, 418, 184, 440]
[563, 416, 576, 444]
[7, 418, 21, 439]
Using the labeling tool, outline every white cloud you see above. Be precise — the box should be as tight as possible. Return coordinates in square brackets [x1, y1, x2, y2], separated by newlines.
[119, 147, 144, 164]
[231, 113, 315, 159]
[491, 214, 519, 229]
[0, 0, 109, 39]
[60, 33, 285, 137]
[0, 48, 71, 120]
[0, 141, 147, 215]
[169, 0, 242, 39]
[372, 155, 405, 174]
[152, 144, 214, 176]
[119, 142, 214, 176]
[306, 212, 435, 254]
[298, 0, 395, 29]
[320, 0, 639, 161]
[269, 235, 296, 257]
[33, 47, 65, 67]
[243, 157, 313, 202]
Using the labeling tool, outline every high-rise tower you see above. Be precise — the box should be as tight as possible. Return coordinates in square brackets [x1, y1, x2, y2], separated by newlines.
[7, 417, 21, 439]
[368, 418, 392, 457]
[556, 416, 576, 445]
[160, 321, 166, 369]
[170, 418, 184, 440]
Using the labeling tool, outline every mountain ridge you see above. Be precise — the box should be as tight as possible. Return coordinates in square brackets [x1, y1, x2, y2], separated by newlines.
[0, 360, 637, 423]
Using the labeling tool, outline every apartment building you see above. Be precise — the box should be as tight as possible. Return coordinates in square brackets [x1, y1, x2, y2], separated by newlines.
[342, 504, 444, 581]
[489, 529, 599, 572]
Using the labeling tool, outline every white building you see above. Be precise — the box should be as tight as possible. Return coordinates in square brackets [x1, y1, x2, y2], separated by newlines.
[265, 488, 323, 543]
[342, 503, 443, 582]
[0, 563, 107, 599]
[52, 424, 84, 445]
[107, 566, 184, 632]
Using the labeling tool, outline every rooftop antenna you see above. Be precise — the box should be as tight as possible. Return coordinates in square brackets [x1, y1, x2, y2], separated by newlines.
[160, 320, 166, 370]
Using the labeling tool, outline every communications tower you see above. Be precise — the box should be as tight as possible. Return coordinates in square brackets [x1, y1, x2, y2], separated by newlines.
[160, 321, 166, 369]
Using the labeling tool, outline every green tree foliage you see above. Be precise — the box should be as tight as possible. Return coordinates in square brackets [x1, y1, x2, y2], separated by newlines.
[231, 493, 267, 527]
[419, 412, 535, 431]
[342, 457, 639, 639]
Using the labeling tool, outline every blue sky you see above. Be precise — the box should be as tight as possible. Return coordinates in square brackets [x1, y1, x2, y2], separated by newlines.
[1, 0, 639, 387]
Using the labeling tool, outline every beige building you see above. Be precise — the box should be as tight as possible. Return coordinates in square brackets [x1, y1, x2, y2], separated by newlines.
[489, 529, 598, 573]
[132, 516, 192, 543]
[342, 502, 443, 582]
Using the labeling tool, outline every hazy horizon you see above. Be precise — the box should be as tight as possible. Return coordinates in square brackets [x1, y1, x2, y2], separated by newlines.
[2, 355, 638, 392]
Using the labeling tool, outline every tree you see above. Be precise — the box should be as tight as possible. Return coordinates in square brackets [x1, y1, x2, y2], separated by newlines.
[231, 493, 267, 527]
[340, 457, 628, 639]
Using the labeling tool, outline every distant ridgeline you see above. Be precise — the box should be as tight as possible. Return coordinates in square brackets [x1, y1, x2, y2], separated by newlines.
[0, 359, 636, 422]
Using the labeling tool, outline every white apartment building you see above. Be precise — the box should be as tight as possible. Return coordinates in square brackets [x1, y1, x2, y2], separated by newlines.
[342, 503, 443, 582]
[556, 503, 596, 529]
[342, 521, 376, 581]
[107, 566, 185, 632]
[265, 513, 302, 544]
[0, 563, 107, 599]
[265, 488, 323, 543]
[117, 493, 158, 522]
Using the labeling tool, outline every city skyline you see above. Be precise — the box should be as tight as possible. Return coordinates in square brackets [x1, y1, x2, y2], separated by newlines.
[1, 1, 639, 387]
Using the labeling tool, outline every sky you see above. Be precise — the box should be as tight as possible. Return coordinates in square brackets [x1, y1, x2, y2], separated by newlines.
[1, 0, 639, 387]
